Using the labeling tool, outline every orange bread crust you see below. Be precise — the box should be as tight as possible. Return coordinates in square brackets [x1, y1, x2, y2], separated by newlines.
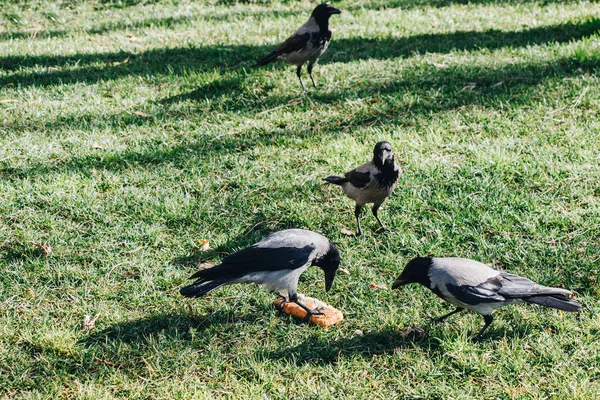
[274, 295, 343, 327]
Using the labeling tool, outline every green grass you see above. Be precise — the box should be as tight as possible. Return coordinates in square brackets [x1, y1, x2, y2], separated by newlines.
[1, 0, 600, 398]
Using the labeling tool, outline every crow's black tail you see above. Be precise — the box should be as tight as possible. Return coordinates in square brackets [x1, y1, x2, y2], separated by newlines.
[256, 51, 279, 67]
[323, 176, 348, 186]
[525, 294, 581, 312]
[179, 278, 233, 298]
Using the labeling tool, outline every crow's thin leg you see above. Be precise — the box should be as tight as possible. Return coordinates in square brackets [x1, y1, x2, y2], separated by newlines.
[472, 314, 494, 341]
[296, 65, 306, 91]
[354, 204, 364, 236]
[289, 293, 324, 322]
[372, 203, 387, 232]
[307, 63, 317, 88]
[433, 307, 464, 323]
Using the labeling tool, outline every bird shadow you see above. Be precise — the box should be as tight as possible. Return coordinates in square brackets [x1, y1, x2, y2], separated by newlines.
[424, 308, 577, 342]
[262, 326, 439, 365]
[81, 310, 266, 348]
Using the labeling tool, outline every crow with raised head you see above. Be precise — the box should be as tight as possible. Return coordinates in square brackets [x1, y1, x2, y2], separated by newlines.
[256, 3, 341, 90]
[180, 229, 341, 319]
[324, 141, 401, 236]
[392, 257, 582, 340]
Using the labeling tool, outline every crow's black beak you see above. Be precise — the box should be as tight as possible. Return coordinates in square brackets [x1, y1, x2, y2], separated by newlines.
[391, 277, 408, 290]
[329, 7, 341, 15]
[325, 269, 337, 292]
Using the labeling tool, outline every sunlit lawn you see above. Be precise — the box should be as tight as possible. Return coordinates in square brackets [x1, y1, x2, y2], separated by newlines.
[1, 0, 599, 398]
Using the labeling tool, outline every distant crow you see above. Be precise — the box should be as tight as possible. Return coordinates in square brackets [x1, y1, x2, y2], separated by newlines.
[256, 3, 341, 90]
[324, 141, 401, 236]
[393, 257, 581, 340]
[180, 229, 340, 319]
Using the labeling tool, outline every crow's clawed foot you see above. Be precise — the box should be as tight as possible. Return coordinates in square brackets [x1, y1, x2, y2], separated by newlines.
[302, 306, 326, 323]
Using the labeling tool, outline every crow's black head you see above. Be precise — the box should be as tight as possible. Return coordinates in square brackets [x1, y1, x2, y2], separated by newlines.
[312, 3, 341, 23]
[372, 141, 394, 168]
[314, 242, 341, 292]
[392, 257, 432, 289]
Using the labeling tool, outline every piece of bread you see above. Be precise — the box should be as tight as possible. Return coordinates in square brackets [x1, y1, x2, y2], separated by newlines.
[274, 294, 343, 327]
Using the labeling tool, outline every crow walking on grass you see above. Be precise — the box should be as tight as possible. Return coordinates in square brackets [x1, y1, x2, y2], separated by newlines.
[392, 257, 581, 340]
[256, 3, 341, 90]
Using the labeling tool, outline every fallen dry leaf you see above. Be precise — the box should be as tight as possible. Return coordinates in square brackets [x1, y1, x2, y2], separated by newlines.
[131, 110, 150, 117]
[340, 227, 355, 236]
[0, 99, 19, 104]
[339, 268, 350, 275]
[197, 239, 210, 252]
[83, 314, 99, 331]
[432, 62, 449, 69]
[492, 81, 503, 88]
[463, 82, 477, 90]
[91, 142, 103, 149]
[112, 56, 130, 66]
[30, 241, 51, 256]
[369, 282, 387, 290]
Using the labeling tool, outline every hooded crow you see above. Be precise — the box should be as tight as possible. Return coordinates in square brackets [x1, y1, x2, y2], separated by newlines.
[180, 229, 340, 319]
[392, 257, 581, 340]
[324, 141, 401, 236]
[256, 3, 341, 90]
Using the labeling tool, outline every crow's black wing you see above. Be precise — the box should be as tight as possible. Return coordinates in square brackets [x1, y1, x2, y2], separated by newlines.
[345, 169, 371, 188]
[190, 244, 315, 280]
[275, 32, 311, 54]
[445, 276, 505, 304]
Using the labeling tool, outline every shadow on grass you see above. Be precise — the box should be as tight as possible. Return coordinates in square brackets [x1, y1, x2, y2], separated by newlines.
[0, 111, 301, 179]
[4, 310, 267, 382]
[0, 14, 197, 41]
[1, 49, 598, 182]
[0, 242, 50, 264]
[1, 17, 598, 87]
[329, 17, 600, 64]
[216, 0, 585, 11]
[264, 314, 570, 365]
[165, 49, 599, 118]
[264, 326, 437, 364]
[2, 0, 581, 42]
[0, 8, 300, 41]
[84, 314, 437, 366]
[82, 310, 265, 347]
